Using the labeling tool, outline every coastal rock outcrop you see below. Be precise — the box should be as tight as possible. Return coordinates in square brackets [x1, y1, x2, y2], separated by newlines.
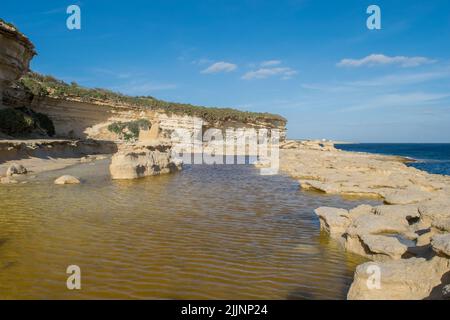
[347, 257, 450, 300]
[314, 204, 417, 261]
[109, 141, 182, 180]
[283, 140, 450, 299]
[431, 234, 450, 258]
[418, 196, 450, 232]
[4, 74, 287, 143]
[314, 207, 351, 236]
[0, 20, 35, 99]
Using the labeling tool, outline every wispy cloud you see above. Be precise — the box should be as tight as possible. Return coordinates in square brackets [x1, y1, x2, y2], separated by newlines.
[260, 60, 282, 67]
[90, 68, 135, 79]
[337, 54, 436, 68]
[242, 67, 297, 80]
[192, 58, 213, 66]
[302, 69, 450, 93]
[113, 81, 177, 96]
[201, 61, 237, 74]
[340, 92, 450, 112]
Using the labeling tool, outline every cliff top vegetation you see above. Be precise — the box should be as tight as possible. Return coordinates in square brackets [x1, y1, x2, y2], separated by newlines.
[19, 72, 287, 126]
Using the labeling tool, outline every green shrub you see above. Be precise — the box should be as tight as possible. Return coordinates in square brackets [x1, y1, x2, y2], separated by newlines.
[0, 108, 34, 135]
[107, 119, 151, 141]
[0, 107, 56, 137]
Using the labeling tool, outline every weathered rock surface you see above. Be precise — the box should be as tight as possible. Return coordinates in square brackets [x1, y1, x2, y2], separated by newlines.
[344, 214, 415, 261]
[6, 163, 27, 176]
[282, 140, 450, 299]
[358, 234, 408, 260]
[348, 257, 450, 300]
[281, 141, 443, 201]
[0, 176, 18, 184]
[54, 175, 80, 185]
[109, 141, 182, 180]
[314, 207, 350, 236]
[431, 234, 450, 257]
[0, 20, 35, 97]
[418, 196, 450, 232]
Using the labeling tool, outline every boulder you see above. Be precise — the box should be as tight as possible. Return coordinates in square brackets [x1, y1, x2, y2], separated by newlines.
[431, 234, 450, 258]
[419, 196, 450, 232]
[346, 214, 413, 238]
[110, 142, 182, 180]
[54, 175, 80, 185]
[6, 163, 27, 176]
[314, 207, 350, 236]
[1, 176, 18, 184]
[348, 257, 450, 300]
[344, 214, 416, 260]
[416, 229, 438, 247]
[359, 234, 408, 260]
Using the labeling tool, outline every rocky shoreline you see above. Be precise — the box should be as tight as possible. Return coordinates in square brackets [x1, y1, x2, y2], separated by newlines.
[2, 17, 450, 300]
[279, 140, 450, 299]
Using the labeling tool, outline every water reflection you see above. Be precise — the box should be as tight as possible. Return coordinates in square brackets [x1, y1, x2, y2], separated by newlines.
[0, 160, 377, 299]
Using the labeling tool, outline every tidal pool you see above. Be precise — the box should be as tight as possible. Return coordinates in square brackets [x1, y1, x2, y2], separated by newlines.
[0, 160, 377, 299]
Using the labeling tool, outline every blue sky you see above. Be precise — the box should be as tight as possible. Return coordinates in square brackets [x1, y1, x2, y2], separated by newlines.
[3, 0, 450, 142]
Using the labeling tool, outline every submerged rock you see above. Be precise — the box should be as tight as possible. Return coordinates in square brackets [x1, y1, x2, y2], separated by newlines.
[54, 175, 80, 185]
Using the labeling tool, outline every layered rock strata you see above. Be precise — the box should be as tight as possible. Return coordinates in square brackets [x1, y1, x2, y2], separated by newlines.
[109, 141, 182, 180]
[0, 20, 35, 100]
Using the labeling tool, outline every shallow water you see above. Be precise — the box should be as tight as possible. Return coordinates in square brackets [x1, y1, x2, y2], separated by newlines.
[0, 160, 377, 299]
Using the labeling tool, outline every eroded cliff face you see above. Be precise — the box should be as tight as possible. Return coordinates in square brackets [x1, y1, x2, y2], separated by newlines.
[3, 90, 287, 143]
[1, 19, 286, 143]
[110, 140, 182, 179]
[0, 20, 35, 101]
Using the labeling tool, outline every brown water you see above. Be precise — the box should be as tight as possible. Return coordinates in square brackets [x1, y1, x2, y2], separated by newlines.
[0, 160, 376, 299]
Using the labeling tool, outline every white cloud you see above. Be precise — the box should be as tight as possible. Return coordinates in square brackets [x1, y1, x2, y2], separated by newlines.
[261, 60, 282, 67]
[113, 81, 177, 95]
[192, 58, 213, 66]
[301, 70, 450, 93]
[337, 54, 436, 68]
[340, 92, 450, 112]
[242, 67, 297, 80]
[90, 68, 135, 79]
[201, 61, 237, 74]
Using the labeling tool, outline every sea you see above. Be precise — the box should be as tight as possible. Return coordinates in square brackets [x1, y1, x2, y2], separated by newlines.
[335, 143, 450, 176]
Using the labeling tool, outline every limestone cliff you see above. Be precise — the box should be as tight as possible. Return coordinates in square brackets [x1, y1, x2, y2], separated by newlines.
[1, 18, 286, 143]
[0, 19, 35, 97]
[4, 77, 287, 142]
